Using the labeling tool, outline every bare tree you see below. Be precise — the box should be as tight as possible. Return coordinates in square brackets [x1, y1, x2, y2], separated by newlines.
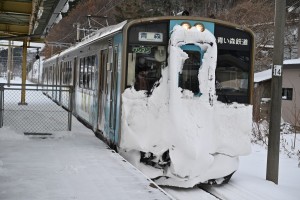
[216, 1, 275, 72]
[43, 0, 117, 58]
[283, 84, 300, 149]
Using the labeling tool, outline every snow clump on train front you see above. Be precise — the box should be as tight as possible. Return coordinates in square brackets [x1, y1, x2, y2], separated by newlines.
[120, 24, 252, 188]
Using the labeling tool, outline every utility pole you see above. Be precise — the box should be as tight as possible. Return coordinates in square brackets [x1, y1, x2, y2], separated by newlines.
[266, 0, 286, 184]
[76, 23, 81, 42]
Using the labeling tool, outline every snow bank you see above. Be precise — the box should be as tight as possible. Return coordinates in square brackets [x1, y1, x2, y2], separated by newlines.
[120, 25, 252, 187]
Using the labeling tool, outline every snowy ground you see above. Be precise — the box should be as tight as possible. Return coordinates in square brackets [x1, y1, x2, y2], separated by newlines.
[164, 137, 300, 200]
[0, 78, 172, 200]
[0, 118, 173, 200]
[0, 77, 299, 200]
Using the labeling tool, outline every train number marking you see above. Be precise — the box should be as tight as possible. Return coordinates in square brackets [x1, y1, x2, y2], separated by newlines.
[273, 65, 282, 76]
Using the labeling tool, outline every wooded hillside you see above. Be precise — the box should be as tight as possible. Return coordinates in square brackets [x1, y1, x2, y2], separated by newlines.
[43, 0, 299, 72]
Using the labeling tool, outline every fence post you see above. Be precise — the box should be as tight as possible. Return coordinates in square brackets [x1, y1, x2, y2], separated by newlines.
[68, 86, 73, 131]
[0, 84, 4, 128]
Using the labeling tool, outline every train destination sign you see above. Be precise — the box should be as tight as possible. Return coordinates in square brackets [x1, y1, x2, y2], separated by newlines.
[132, 46, 152, 54]
[215, 24, 252, 51]
[138, 32, 163, 42]
[217, 37, 248, 46]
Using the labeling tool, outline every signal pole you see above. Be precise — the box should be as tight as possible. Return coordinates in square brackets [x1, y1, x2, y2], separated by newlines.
[266, 0, 286, 184]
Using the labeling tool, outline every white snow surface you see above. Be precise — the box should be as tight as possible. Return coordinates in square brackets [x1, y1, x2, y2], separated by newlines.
[283, 58, 300, 65]
[254, 69, 272, 83]
[120, 25, 252, 187]
[0, 78, 171, 200]
[0, 78, 299, 199]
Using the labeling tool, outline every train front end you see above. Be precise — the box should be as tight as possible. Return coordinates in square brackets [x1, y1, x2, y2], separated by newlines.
[119, 17, 253, 188]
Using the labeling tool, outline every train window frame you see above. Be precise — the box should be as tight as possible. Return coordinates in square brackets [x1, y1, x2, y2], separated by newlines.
[91, 55, 96, 90]
[100, 49, 108, 94]
[63, 61, 67, 85]
[78, 56, 96, 90]
[84, 57, 88, 89]
[67, 61, 71, 85]
[79, 58, 84, 88]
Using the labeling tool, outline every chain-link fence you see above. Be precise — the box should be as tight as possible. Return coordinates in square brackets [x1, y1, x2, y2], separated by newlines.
[0, 83, 73, 134]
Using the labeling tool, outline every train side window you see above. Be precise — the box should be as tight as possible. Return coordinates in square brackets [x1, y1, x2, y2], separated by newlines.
[87, 56, 92, 90]
[79, 58, 83, 88]
[65, 62, 67, 85]
[53, 64, 56, 85]
[52, 64, 55, 85]
[66, 61, 69, 85]
[91, 55, 95, 90]
[64, 62, 68, 85]
[100, 50, 108, 93]
[84, 57, 88, 89]
[53, 64, 55, 84]
[58, 62, 62, 85]
[85, 57, 89, 89]
[70, 60, 74, 85]
[67, 61, 71, 85]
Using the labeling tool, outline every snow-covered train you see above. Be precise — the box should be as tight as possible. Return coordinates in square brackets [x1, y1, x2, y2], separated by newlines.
[42, 16, 254, 187]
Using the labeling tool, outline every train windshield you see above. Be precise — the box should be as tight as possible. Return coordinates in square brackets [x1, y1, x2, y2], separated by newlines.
[214, 24, 252, 104]
[215, 50, 250, 104]
[179, 50, 201, 95]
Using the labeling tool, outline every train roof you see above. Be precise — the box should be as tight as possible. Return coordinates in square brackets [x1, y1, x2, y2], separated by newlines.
[44, 20, 127, 63]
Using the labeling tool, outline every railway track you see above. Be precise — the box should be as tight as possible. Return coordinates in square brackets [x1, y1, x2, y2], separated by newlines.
[162, 182, 274, 200]
[199, 183, 272, 200]
[162, 186, 222, 200]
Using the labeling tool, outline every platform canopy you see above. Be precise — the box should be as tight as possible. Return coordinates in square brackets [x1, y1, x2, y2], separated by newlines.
[0, 0, 69, 42]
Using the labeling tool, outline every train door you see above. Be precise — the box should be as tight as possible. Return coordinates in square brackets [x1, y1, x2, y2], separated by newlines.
[105, 46, 114, 142]
[179, 45, 203, 96]
[97, 49, 108, 131]
[107, 46, 118, 143]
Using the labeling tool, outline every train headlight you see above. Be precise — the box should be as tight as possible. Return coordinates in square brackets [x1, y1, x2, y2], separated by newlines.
[195, 23, 205, 32]
[181, 22, 191, 30]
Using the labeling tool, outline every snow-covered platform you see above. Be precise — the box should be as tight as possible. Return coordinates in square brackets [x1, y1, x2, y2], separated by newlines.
[0, 119, 172, 200]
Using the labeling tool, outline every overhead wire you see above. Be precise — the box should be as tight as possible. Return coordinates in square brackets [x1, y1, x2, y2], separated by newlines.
[56, 0, 122, 43]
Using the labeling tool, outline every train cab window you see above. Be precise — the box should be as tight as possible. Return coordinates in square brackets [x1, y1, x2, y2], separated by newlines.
[178, 50, 201, 95]
[127, 45, 166, 94]
[126, 22, 168, 95]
